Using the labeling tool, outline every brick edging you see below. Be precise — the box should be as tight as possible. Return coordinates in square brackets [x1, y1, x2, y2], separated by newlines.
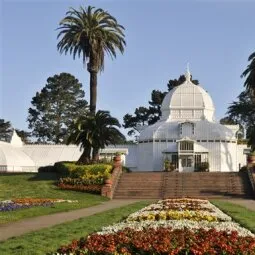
[101, 165, 122, 199]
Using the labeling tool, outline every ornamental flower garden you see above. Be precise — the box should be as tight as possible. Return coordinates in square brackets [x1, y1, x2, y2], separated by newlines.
[0, 198, 77, 212]
[57, 162, 113, 194]
[54, 198, 255, 255]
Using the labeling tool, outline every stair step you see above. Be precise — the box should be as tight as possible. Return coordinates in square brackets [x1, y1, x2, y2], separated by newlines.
[113, 172, 254, 199]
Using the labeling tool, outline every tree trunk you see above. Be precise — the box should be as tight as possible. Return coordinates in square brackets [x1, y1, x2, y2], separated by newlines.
[92, 147, 100, 163]
[89, 71, 98, 115]
[77, 146, 91, 165]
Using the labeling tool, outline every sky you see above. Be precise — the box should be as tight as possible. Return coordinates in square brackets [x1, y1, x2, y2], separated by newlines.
[1, 0, 255, 138]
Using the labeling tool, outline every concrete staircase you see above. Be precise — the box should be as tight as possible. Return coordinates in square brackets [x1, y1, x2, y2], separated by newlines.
[113, 172, 254, 199]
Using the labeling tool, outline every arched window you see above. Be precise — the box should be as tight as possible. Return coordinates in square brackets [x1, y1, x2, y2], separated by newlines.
[179, 122, 195, 136]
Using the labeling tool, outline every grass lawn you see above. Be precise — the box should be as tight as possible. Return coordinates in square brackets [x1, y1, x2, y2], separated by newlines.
[0, 173, 108, 224]
[0, 201, 149, 255]
[211, 199, 255, 233]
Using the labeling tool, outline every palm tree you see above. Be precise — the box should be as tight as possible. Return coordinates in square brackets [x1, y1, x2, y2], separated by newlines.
[68, 110, 125, 164]
[57, 6, 126, 115]
[67, 118, 92, 164]
[241, 52, 255, 97]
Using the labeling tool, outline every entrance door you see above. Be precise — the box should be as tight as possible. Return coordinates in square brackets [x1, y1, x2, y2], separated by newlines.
[181, 156, 194, 172]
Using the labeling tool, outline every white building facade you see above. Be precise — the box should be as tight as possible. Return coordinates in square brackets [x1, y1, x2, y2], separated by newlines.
[137, 70, 245, 172]
[0, 70, 248, 172]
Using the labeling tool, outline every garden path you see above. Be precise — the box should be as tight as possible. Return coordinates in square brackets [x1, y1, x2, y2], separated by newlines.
[0, 199, 142, 241]
[222, 198, 255, 211]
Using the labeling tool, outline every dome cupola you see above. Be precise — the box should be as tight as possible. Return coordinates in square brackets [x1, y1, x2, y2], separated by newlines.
[161, 68, 215, 122]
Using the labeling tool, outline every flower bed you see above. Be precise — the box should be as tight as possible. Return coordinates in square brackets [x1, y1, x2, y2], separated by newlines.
[53, 198, 255, 254]
[58, 183, 101, 194]
[57, 163, 113, 193]
[0, 198, 77, 212]
[126, 198, 231, 222]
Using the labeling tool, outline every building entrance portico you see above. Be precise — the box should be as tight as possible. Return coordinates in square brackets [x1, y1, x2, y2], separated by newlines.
[179, 155, 194, 172]
[162, 138, 209, 172]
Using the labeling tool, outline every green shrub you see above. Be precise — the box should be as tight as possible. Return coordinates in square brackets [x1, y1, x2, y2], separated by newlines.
[64, 163, 112, 177]
[239, 166, 248, 172]
[122, 166, 132, 173]
[195, 162, 209, 172]
[53, 161, 74, 177]
[55, 162, 112, 186]
[38, 165, 55, 173]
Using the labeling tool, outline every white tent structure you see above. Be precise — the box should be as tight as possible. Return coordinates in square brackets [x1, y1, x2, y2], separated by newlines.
[0, 131, 36, 172]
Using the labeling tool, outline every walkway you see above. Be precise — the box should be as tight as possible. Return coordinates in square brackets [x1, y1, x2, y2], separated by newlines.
[0, 199, 141, 242]
[222, 198, 255, 211]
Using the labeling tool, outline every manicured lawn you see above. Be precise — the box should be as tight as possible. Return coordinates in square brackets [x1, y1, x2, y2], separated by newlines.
[211, 199, 255, 233]
[0, 201, 149, 255]
[0, 173, 108, 224]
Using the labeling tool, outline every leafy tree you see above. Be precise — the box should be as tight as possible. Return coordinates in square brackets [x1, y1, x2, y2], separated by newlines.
[241, 52, 255, 97]
[68, 110, 125, 163]
[148, 90, 167, 125]
[219, 117, 244, 140]
[15, 129, 31, 144]
[247, 126, 255, 151]
[0, 119, 12, 142]
[123, 114, 139, 136]
[227, 91, 255, 128]
[226, 90, 255, 149]
[219, 117, 237, 125]
[57, 6, 126, 115]
[28, 73, 88, 144]
[167, 74, 199, 91]
[123, 74, 199, 136]
[123, 107, 150, 136]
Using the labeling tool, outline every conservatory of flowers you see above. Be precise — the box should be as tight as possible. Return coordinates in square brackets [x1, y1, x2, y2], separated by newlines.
[0, 69, 248, 172]
[137, 69, 246, 172]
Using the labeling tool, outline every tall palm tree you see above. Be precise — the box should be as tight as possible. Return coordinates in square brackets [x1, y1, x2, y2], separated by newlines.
[57, 6, 126, 115]
[68, 110, 125, 164]
[241, 52, 255, 97]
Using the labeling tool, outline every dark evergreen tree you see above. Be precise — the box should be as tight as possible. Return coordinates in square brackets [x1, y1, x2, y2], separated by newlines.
[0, 119, 12, 142]
[15, 129, 31, 144]
[241, 51, 255, 97]
[226, 90, 255, 149]
[27, 73, 88, 144]
[148, 90, 166, 125]
[123, 107, 150, 136]
[219, 117, 237, 125]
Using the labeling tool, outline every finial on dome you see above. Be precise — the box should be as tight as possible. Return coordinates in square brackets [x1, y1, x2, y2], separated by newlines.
[185, 62, 191, 82]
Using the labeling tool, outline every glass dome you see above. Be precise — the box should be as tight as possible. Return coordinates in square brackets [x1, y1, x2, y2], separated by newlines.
[161, 71, 215, 121]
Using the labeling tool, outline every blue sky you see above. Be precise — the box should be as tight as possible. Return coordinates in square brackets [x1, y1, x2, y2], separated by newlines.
[1, 0, 255, 137]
